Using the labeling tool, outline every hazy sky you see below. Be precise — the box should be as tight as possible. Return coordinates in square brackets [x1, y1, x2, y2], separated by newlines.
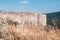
[0, 0, 60, 13]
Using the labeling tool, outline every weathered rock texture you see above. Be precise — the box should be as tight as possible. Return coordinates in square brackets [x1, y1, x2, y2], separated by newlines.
[0, 12, 47, 26]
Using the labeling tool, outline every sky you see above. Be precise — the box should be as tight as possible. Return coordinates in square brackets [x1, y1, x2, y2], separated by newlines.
[0, 0, 60, 13]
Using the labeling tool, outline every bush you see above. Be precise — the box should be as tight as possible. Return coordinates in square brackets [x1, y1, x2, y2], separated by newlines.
[2, 18, 60, 40]
[2, 24, 60, 40]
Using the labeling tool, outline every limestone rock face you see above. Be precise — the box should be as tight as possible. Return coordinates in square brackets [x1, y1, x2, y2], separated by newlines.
[0, 12, 47, 26]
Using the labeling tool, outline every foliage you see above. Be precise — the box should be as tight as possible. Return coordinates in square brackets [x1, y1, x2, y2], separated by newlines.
[51, 18, 60, 28]
[2, 22, 60, 40]
[6, 19, 19, 26]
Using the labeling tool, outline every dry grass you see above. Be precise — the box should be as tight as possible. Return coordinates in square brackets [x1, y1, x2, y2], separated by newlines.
[2, 24, 60, 40]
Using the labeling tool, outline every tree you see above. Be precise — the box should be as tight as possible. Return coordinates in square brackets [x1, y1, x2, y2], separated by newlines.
[52, 18, 60, 28]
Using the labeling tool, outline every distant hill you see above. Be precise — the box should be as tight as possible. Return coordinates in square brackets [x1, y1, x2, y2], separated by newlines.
[46, 11, 60, 26]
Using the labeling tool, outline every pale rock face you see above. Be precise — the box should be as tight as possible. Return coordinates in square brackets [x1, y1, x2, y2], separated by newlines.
[39, 14, 46, 26]
[0, 12, 46, 26]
